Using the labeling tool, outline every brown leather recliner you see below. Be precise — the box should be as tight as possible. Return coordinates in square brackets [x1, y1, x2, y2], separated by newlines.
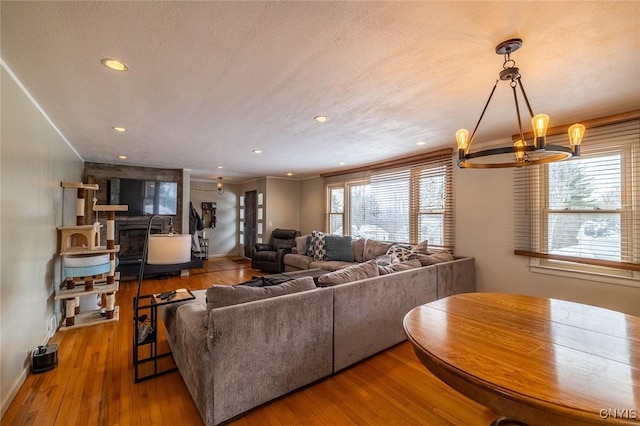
[251, 228, 301, 273]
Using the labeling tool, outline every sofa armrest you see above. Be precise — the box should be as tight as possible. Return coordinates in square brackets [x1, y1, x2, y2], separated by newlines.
[254, 243, 272, 252]
[164, 303, 211, 422]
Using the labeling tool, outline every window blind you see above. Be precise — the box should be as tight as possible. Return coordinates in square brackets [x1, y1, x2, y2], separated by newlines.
[328, 149, 454, 250]
[514, 119, 640, 273]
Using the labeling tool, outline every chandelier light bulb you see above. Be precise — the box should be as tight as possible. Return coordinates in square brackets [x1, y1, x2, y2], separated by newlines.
[532, 114, 550, 138]
[455, 129, 470, 152]
[568, 123, 586, 146]
[514, 139, 526, 162]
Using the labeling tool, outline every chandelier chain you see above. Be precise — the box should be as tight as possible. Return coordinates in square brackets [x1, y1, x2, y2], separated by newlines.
[512, 84, 526, 143]
[503, 54, 516, 70]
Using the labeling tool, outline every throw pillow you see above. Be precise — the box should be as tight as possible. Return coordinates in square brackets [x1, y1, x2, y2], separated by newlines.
[294, 234, 310, 255]
[351, 238, 366, 263]
[317, 260, 379, 287]
[409, 251, 455, 266]
[363, 239, 394, 261]
[375, 254, 394, 266]
[324, 235, 354, 262]
[429, 251, 454, 262]
[306, 230, 327, 261]
[378, 259, 422, 275]
[411, 240, 429, 254]
[386, 244, 412, 262]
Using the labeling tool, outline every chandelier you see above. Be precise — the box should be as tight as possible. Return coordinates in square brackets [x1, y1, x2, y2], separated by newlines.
[456, 38, 585, 169]
[217, 177, 225, 195]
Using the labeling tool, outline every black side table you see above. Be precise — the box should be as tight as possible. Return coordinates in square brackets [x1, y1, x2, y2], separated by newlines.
[133, 288, 195, 383]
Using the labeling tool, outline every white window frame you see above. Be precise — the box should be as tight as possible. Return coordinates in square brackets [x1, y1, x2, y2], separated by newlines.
[326, 184, 345, 235]
[325, 159, 453, 249]
[523, 122, 640, 287]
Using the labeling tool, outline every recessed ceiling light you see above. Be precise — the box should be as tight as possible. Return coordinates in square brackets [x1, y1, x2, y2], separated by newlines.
[314, 116, 328, 122]
[117, 155, 127, 159]
[253, 150, 263, 154]
[112, 126, 126, 132]
[286, 172, 293, 176]
[101, 58, 128, 71]
[217, 166, 224, 169]
[338, 161, 345, 165]
[416, 141, 426, 146]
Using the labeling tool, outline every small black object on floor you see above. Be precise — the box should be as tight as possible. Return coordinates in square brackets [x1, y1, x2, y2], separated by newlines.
[32, 344, 58, 374]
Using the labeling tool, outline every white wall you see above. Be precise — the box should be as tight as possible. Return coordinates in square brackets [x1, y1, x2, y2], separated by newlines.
[265, 177, 300, 237]
[454, 149, 640, 316]
[1, 64, 84, 415]
[299, 177, 325, 234]
[190, 180, 239, 257]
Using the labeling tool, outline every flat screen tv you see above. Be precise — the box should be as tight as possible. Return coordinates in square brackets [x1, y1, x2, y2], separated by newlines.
[108, 178, 178, 215]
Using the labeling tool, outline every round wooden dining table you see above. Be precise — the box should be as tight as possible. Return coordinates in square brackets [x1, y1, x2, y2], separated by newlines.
[403, 292, 640, 425]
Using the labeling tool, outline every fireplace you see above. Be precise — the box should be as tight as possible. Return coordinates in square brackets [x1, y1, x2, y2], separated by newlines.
[115, 219, 168, 265]
[114, 217, 202, 279]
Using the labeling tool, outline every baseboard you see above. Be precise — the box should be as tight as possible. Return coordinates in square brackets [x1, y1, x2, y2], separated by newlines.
[1, 329, 53, 418]
[1, 365, 27, 418]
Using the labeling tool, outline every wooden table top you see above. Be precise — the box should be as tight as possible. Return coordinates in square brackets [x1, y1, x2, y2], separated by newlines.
[403, 293, 640, 425]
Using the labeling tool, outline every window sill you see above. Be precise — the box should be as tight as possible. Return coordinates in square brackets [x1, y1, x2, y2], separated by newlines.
[528, 259, 640, 289]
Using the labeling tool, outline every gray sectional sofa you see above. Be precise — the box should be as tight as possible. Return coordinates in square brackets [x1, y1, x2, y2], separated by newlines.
[160, 255, 475, 425]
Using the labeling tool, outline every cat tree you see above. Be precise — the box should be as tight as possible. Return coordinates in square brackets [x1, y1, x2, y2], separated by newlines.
[54, 181, 127, 329]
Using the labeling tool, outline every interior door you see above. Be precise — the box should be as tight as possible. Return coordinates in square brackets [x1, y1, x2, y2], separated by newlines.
[243, 190, 257, 258]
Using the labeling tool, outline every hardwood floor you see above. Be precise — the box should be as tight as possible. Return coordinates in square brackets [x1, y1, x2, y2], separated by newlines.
[2, 257, 496, 425]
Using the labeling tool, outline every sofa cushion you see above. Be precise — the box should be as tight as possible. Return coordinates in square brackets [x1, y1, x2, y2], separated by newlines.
[309, 260, 356, 271]
[324, 235, 354, 262]
[352, 238, 366, 263]
[363, 239, 394, 261]
[205, 276, 316, 325]
[409, 251, 455, 266]
[317, 260, 379, 286]
[294, 234, 310, 255]
[378, 259, 422, 275]
[306, 230, 327, 261]
[284, 253, 313, 270]
[386, 244, 412, 262]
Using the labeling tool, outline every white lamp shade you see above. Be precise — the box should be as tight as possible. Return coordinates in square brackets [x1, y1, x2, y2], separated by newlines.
[147, 234, 191, 265]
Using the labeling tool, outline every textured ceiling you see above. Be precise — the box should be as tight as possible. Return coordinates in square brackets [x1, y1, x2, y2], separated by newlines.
[2, 1, 639, 182]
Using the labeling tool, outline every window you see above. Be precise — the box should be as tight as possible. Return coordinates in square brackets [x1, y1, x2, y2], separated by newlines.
[325, 150, 454, 250]
[514, 119, 640, 281]
[327, 186, 344, 235]
[417, 162, 451, 246]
